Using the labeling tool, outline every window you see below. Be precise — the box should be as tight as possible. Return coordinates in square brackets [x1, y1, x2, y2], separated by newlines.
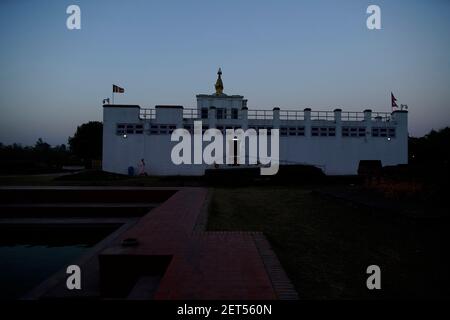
[342, 126, 366, 137]
[231, 108, 239, 119]
[159, 125, 169, 135]
[135, 124, 144, 134]
[148, 124, 177, 135]
[312, 126, 335, 137]
[150, 125, 158, 134]
[311, 127, 319, 136]
[201, 108, 208, 119]
[116, 123, 144, 135]
[388, 128, 396, 137]
[372, 127, 395, 138]
[280, 126, 305, 136]
[217, 108, 225, 119]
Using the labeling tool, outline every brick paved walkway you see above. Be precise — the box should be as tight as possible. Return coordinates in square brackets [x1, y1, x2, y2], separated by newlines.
[99, 188, 297, 300]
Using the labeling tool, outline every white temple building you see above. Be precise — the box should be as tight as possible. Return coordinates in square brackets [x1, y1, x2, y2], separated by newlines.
[102, 69, 408, 176]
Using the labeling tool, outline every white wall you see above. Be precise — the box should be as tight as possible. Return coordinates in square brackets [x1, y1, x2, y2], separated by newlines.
[102, 105, 408, 176]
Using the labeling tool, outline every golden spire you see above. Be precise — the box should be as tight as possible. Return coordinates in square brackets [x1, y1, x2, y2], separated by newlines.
[215, 68, 224, 95]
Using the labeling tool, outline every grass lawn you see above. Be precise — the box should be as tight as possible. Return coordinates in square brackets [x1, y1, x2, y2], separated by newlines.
[207, 186, 450, 299]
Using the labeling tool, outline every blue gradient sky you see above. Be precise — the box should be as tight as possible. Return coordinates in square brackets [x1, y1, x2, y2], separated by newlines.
[0, 0, 449, 145]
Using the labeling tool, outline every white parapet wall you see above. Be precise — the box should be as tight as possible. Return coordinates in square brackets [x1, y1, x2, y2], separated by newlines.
[102, 103, 408, 176]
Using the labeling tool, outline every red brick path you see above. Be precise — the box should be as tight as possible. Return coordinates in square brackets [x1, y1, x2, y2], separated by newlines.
[100, 188, 291, 299]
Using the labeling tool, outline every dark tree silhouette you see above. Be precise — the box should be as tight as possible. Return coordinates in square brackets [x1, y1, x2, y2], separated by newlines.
[35, 138, 50, 151]
[409, 127, 450, 166]
[68, 121, 103, 162]
[0, 139, 72, 174]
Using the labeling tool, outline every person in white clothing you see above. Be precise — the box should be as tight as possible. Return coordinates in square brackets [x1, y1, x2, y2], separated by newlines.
[138, 158, 147, 176]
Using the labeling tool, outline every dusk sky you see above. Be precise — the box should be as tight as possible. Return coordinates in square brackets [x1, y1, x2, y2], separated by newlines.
[0, 0, 449, 145]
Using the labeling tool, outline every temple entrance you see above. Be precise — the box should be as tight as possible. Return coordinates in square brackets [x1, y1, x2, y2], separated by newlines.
[228, 139, 239, 166]
[233, 139, 238, 165]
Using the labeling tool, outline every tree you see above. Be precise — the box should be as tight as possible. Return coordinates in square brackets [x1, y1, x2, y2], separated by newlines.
[409, 127, 450, 166]
[68, 121, 103, 162]
[35, 138, 50, 151]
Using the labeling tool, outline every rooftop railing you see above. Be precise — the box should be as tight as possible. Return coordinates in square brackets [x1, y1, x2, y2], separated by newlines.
[340, 111, 365, 121]
[183, 108, 199, 119]
[138, 107, 393, 123]
[371, 112, 391, 122]
[139, 108, 155, 119]
[280, 110, 304, 120]
[310, 111, 335, 121]
[247, 110, 273, 120]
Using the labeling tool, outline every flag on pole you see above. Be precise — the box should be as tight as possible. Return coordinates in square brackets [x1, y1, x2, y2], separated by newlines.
[113, 84, 125, 93]
[112, 85, 124, 105]
[391, 92, 398, 110]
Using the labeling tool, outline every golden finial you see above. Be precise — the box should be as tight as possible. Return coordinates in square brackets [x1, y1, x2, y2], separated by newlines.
[215, 68, 224, 95]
